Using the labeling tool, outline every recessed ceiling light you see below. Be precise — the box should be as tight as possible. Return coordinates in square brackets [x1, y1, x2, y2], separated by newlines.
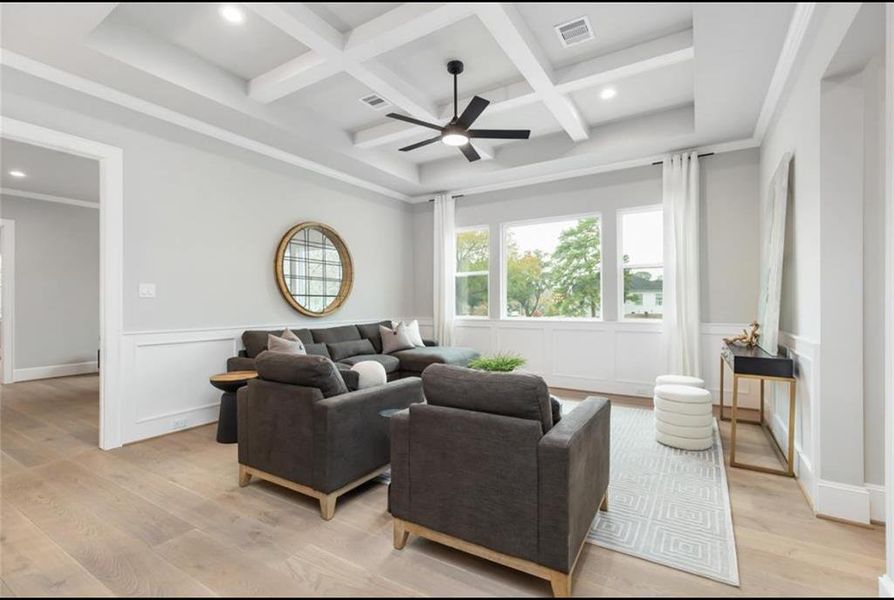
[219, 4, 245, 24]
[600, 87, 617, 100]
[8, 169, 26, 178]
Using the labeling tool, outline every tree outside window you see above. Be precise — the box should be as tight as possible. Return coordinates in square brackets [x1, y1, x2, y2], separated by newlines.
[504, 216, 602, 319]
[455, 228, 489, 316]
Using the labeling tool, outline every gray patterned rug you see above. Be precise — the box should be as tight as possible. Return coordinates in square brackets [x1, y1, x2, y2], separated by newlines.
[374, 403, 739, 586]
[585, 404, 739, 586]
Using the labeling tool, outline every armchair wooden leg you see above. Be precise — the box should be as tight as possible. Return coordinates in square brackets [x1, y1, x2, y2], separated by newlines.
[549, 572, 571, 597]
[319, 494, 337, 521]
[238, 465, 252, 487]
[599, 493, 608, 512]
[393, 519, 409, 550]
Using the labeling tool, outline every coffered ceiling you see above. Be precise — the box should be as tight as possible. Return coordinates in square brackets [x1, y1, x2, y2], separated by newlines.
[0, 2, 801, 201]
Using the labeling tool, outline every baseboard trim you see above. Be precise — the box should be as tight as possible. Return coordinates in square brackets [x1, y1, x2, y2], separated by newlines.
[815, 479, 872, 525]
[879, 574, 894, 597]
[13, 361, 98, 382]
[867, 483, 886, 523]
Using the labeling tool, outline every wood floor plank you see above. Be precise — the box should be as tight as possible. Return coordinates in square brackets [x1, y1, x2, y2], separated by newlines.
[1, 504, 112, 597]
[0, 374, 886, 597]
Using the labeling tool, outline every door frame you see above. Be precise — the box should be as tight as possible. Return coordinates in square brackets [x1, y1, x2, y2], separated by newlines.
[0, 117, 124, 450]
[0, 219, 15, 385]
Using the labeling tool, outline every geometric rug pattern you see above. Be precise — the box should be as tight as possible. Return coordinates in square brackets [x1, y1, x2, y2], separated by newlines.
[582, 404, 740, 586]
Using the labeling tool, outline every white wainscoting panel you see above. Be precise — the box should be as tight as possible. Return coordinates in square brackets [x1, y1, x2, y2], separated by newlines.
[445, 319, 758, 405]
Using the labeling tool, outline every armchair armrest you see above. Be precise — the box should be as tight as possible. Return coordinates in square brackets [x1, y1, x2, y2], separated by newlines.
[537, 397, 611, 572]
[313, 378, 424, 492]
[227, 356, 255, 372]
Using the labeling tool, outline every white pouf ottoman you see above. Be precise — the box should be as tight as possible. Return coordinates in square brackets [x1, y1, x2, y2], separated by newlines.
[655, 374, 706, 388]
[350, 361, 387, 389]
[654, 384, 713, 450]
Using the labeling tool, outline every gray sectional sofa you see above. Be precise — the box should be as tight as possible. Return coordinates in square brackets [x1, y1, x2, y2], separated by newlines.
[226, 320, 479, 388]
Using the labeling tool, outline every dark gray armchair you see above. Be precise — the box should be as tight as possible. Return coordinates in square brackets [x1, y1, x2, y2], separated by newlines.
[388, 364, 610, 597]
[237, 351, 424, 520]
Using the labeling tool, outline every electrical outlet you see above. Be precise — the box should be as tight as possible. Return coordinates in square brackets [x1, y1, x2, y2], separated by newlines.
[138, 283, 156, 298]
[172, 418, 188, 430]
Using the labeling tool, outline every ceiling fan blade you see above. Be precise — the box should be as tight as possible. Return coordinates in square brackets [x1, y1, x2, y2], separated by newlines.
[385, 113, 443, 131]
[399, 136, 442, 152]
[468, 129, 531, 139]
[456, 96, 490, 128]
[458, 143, 481, 162]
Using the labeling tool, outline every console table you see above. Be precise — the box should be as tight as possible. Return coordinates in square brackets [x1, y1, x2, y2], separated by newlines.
[719, 342, 796, 477]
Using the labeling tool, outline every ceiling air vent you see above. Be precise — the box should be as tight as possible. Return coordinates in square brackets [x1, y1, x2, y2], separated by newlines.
[554, 16, 594, 48]
[359, 94, 391, 111]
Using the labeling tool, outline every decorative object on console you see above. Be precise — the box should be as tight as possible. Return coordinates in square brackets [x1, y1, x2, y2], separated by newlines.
[757, 152, 792, 354]
[723, 320, 760, 348]
[467, 353, 527, 372]
[351, 360, 387, 390]
[209, 370, 257, 444]
[274, 221, 353, 317]
[385, 60, 531, 162]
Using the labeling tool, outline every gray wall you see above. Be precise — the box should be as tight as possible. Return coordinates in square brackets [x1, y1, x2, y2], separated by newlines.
[412, 148, 761, 324]
[1, 90, 416, 333]
[1, 195, 99, 368]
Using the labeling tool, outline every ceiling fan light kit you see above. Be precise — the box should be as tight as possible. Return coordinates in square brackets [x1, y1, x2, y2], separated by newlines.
[386, 60, 531, 162]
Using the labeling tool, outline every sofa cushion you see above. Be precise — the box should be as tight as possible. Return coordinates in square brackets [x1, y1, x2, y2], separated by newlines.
[242, 329, 312, 358]
[310, 324, 361, 345]
[305, 343, 331, 359]
[337, 353, 401, 373]
[267, 333, 306, 355]
[380, 324, 416, 354]
[422, 364, 553, 433]
[327, 339, 376, 362]
[356, 320, 393, 353]
[392, 346, 479, 373]
[255, 351, 347, 398]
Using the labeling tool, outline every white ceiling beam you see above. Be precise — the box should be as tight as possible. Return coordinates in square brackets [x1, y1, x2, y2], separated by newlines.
[475, 3, 589, 142]
[247, 2, 464, 121]
[353, 30, 695, 149]
[344, 3, 476, 62]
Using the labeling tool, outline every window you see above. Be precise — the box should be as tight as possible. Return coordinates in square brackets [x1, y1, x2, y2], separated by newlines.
[455, 227, 489, 316]
[619, 207, 663, 320]
[503, 216, 602, 319]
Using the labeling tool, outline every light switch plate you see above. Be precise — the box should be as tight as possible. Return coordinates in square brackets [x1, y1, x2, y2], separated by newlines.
[138, 283, 156, 298]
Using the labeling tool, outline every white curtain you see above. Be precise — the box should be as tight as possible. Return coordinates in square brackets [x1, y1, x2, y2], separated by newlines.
[432, 193, 455, 346]
[662, 152, 701, 376]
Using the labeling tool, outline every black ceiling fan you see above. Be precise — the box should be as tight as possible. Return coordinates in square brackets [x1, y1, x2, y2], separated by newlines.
[385, 60, 531, 162]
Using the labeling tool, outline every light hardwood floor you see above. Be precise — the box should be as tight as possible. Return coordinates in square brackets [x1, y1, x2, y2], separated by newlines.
[0, 375, 885, 597]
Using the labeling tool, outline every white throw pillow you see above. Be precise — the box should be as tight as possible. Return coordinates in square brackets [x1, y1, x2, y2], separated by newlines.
[267, 333, 306, 355]
[379, 324, 415, 354]
[399, 320, 425, 347]
[351, 360, 387, 389]
[281, 328, 301, 342]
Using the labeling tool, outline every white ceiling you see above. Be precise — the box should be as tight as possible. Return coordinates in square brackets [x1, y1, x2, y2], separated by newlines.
[0, 2, 798, 200]
[0, 138, 100, 202]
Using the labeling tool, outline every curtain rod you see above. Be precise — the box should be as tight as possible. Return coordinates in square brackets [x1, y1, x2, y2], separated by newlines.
[424, 151, 719, 202]
[650, 152, 715, 166]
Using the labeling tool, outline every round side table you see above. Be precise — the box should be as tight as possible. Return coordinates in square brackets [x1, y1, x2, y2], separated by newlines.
[209, 370, 257, 444]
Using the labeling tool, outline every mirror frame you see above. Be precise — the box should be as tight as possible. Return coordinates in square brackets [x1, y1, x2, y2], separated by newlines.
[274, 221, 354, 317]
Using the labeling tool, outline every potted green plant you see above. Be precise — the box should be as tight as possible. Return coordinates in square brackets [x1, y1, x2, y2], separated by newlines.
[467, 353, 527, 373]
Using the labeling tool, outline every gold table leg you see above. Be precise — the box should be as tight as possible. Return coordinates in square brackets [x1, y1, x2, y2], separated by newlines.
[728, 374, 797, 478]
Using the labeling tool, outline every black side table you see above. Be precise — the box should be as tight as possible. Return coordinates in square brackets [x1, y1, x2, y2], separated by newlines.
[209, 371, 257, 444]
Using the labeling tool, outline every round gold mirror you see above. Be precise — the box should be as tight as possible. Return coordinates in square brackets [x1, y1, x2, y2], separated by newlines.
[274, 222, 353, 317]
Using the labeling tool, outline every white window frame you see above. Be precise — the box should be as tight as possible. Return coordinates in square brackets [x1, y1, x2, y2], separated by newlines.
[454, 225, 490, 319]
[500, 212, 603, 321]
[617, 204, 664, 322]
